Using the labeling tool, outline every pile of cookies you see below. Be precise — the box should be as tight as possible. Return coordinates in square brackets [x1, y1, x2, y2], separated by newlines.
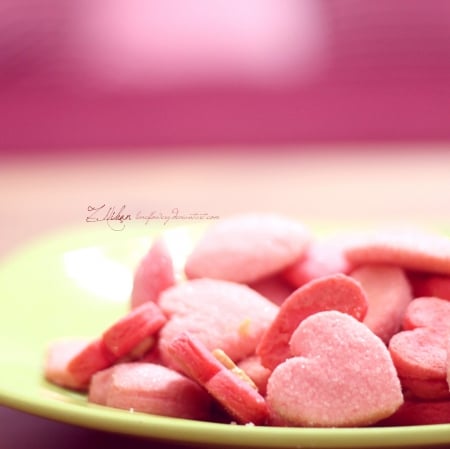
[44, 214, 450, 427]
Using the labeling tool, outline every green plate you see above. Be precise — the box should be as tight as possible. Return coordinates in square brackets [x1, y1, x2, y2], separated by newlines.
[0, 223, 449, 449]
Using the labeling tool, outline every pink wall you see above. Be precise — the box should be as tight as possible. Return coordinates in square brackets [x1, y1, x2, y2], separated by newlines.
[1, 0, 449, 153]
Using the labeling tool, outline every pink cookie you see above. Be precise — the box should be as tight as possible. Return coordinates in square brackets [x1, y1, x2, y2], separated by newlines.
[448, 335, 450, 393]
[47, 302, 168, 390]
[89, 362, 212, 420]
[267, 311, 403, 427]
[389, 296, 449, 398]
[283, 238, 353, 288]
[184, 213, 311, 283]
[87, 365, 112, 403]
[402, 297, 450, 334]
[64, 338, 116, 389]
[379, 399, 450, 426]
[168, 332, 269, 425]
[248, 274, 294, 306]
[350, 265, 413, 343]
[138, 345, 164, 365]
[257, 274, 368, 370]
[205, 368, 268, 425]
[166, 331, 223, 384]
[130, 238, 175, 309]
[345, 229, 450, 275]
[102, 302, 167, 359]
[158, 278, 278, 366]
[399, 376, 450, 400]
[44, 338, 103, 390]
[389, 328, 447, 380]
[237, 355, 272, 396]
[408, 272, 450, 301]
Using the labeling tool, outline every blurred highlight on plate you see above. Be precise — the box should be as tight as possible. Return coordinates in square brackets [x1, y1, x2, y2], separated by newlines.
[0, 0, 449, 154]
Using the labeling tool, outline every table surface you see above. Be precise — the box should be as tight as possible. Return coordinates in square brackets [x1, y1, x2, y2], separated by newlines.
[1, 145, 450, 449]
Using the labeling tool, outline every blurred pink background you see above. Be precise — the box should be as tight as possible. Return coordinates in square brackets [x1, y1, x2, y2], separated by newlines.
[1, 0, 449, 154]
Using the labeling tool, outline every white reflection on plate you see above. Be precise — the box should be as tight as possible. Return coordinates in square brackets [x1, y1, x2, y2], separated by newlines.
[62, 225, 198, 303]
[63, 247, 132, 302]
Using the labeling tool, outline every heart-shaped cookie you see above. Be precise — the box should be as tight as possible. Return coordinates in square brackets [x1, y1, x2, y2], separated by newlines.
[257, 274, 368, 370]
[267, 311, 403, 427]
[388, 297, 450, 399]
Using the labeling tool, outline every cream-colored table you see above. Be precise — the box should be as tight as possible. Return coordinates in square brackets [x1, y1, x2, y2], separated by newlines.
[2, 146, 450, 258]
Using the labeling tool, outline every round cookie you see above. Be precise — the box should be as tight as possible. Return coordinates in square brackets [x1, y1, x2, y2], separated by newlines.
[158, 278, 278, 366]
[257, 274, 368, 370]
[350, 264, 413, 343]
[185, 213, 311, 283]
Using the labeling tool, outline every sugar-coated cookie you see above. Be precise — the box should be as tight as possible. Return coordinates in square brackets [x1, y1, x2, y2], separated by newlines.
[267, 311, 403, 427]
[185, 213, 311, 283]
[89, 362, 212, 420]
[257, 274, 368, 370]
[158, 278, 278, 366]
